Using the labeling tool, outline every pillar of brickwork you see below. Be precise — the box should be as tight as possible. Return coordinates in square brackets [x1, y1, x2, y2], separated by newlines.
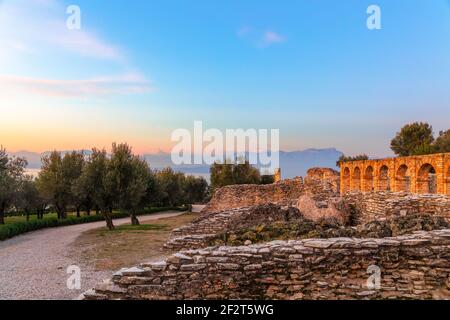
[436, 154, 445, 194]
[274, 168, 281, 183]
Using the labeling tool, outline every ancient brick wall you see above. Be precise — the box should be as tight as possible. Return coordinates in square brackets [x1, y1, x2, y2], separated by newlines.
[344, 192, 450, 225]
[340, 152, 450, 195]
[306, 167, 340, 194]
[202, 178, 305, 213]
[166, 172, 344, 251]
[203, 168, 340, 214]
[82, 229, 450, 300]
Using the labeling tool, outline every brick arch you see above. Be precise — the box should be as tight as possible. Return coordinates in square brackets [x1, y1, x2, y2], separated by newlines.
[417, 163, 437, 194]
[342, 167, 351, 194]
[378, 165, 390, 191]
[395, 164, 410, 192]
[352, 167, 362, 191]
[363, 166, 374, 192]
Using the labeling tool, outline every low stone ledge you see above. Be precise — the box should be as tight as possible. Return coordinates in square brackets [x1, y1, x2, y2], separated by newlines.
[83, 229, 450, 300]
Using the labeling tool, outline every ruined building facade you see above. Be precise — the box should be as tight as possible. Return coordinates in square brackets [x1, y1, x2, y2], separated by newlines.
[340, 153, 450, 196]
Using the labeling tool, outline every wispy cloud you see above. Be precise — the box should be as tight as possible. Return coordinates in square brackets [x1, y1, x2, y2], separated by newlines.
[0, 0, 152, 100]
[0, 0, 123, 62]
[263, 31, 286, 45]
[0, 73, 154, 98]
[237, 26, 287, 48]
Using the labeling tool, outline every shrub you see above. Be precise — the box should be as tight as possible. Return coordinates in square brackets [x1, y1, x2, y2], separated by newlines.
[0, 206, 185, 241]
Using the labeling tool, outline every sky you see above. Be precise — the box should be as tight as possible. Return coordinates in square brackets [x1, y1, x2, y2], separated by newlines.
[1, 0, 450, 157]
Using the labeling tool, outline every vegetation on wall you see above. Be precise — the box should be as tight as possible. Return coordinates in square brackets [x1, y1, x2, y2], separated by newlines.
[210, 160, 265, 191]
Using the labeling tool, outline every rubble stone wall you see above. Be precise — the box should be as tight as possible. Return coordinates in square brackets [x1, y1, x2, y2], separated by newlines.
[202, 178, 305, 214]
[165, 204, 301, 251]
[344, 192, 450, 225]
[83, 229, 450, 300]
[203, 168, 341, 214]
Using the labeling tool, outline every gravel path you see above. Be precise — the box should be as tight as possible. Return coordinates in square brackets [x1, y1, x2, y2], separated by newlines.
[0, 211, 186, 300]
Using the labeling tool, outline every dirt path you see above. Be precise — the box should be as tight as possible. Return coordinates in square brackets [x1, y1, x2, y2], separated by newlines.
[0, 211, 186, 300]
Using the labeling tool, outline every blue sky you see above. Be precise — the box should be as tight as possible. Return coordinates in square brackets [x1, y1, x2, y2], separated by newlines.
[1, 0, 449, 156]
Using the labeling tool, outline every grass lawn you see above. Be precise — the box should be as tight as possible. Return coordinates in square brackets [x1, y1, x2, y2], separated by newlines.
[70, 212, 199, 271]
[0, 207, 186, 241]
[5, 212, 77, 224]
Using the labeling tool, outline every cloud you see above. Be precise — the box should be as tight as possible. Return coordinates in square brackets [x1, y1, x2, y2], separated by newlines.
[237, 26, 287, 48]
[0, 73, 154, 98]
[0, 0, 123, 62]
[0, 0, 152, 100]
[263, 31, 286, 45]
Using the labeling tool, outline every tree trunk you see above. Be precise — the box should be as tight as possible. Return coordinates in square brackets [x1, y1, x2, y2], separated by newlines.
[76, 207, 80, 218]
[130, 211, 140, 225]
[109, 207, 113, 214]
[102, 209, 115, 230]
[86, 207, 91, 216]
[0, 207, 4, 225]
[56, 204, 64, 219]
[96, 206, 100, 215]
[25, 209, 30, 222]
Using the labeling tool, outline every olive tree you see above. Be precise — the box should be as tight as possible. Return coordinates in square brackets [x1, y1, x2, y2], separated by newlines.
[0, 147, 27, 224]
[107, 143, 150, 225]
[79, 149, 115, 229]
[36, 151, 84, 219]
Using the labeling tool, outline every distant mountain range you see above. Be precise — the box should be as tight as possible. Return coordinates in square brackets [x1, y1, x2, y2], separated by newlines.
[9, 148, 343, 180]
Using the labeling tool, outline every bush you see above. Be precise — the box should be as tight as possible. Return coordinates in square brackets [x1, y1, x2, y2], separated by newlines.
[0, 206, 185, 241]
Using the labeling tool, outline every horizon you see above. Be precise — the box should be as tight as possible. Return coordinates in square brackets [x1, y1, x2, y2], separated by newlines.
[1, 0, 450, 157]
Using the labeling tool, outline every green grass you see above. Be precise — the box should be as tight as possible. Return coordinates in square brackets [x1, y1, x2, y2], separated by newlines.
[97, 223, 169, 235]
[0, 206, 186, 241]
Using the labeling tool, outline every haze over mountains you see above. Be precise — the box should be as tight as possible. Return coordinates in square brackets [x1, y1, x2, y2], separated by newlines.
[9, 148, 343, 180]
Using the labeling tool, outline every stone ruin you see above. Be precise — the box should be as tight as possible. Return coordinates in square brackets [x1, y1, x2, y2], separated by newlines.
[82, 168, 450, 300]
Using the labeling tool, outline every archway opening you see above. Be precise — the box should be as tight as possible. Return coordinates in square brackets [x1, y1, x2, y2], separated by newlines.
[395, 164, 410, 192]
[378, 165, 390, 191]
[352, 167, 361, 191]
[342, 167, 350, 193]
[417, 163, 437, 194]
[364, 166, 374, 192]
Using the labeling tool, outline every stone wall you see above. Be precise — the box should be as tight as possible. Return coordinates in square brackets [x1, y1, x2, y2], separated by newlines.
[306, 167, 340, 194]
[82, 229, 450, 300]
[344, 192, 450, 225]
[201, 178, 304, 214]
[165, 204, 301, 251]
[203, 168, 340, 214]
[166, 174, 343, 251]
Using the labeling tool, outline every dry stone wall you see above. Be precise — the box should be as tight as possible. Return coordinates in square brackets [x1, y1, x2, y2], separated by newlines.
[203, 168, 340, 214]
[202, 178, 305, 214]
[82, 229, 450, 300]
[344, 192, 450, 225]
[166, 174, 343, 251]
[165, 204, 301, 251]
[305, 167, 340, 194]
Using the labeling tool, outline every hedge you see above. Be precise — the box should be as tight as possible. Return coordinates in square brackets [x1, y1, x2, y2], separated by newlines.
[0, 206, 186, 241]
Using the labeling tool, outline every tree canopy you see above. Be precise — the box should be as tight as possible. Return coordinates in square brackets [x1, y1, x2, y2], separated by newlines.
[210, 160, 261, 191]
[390, 122, 435, 156]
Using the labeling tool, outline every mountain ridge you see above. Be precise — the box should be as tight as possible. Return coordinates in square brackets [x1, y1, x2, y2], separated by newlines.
[9, 148, 343, 179]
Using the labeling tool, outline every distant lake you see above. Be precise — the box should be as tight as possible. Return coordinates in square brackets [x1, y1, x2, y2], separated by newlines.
[25, 168, 40, 178]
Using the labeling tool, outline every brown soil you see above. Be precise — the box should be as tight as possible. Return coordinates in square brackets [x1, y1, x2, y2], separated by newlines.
[71, 213, 200, 271]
